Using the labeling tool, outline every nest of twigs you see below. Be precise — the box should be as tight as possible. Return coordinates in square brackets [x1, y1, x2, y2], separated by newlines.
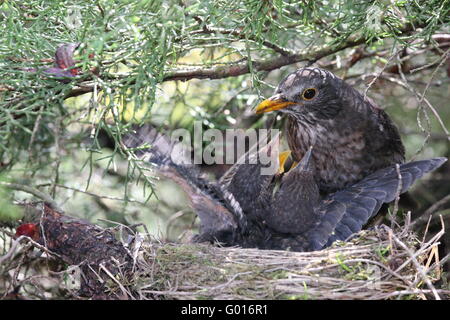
[123, 222, 447, 300]
[0, 210, 448, 300]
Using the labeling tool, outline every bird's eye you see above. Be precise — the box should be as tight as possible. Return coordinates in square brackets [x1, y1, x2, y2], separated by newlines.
[302, 88, 317, 100]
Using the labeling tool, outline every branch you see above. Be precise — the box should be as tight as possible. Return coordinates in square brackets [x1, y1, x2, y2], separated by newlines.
[58, 22, 426, 101]
[11, 202, 133, 298]
[60, 36, 365, 100]
[0, 182, 61, 211]
[412, 193, 450, 229]
[163, 36, 366, 81]
[190, 16, 293, 56]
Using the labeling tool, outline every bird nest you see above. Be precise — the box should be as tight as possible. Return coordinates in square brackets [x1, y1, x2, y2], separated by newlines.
[108, 223, 447, 300]
[0, 216, 447, 300]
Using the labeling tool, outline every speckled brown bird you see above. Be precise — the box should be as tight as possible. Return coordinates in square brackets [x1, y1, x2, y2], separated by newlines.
[255, 67, 406, 193]
[124, 125, 446, 251]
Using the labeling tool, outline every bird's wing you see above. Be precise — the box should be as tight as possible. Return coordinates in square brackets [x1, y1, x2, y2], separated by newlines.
[162, 167, 239, 242]
[123, 124, 240, 244]
[307, 157, 447, 251]
[123, 124, 191, 166]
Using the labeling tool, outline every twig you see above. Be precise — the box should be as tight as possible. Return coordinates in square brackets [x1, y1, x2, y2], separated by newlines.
[190, 20, 292, 56]
[27, 105, 45, 159]
[393, 224, 445, 274]
[361, 72, 450, 145]
[0, 235, 62, 265]
[45, 183, 151, 206]
[412, 193, 450, 229]
[50, 116, 62, 198]
[363, 48, 401, 99]
[381, 289, 450, 299]
[0, 182, 61, 211]
[390, 232, 441, 300]
[396, 49, 450, 159]
[390, 164, 403, 229]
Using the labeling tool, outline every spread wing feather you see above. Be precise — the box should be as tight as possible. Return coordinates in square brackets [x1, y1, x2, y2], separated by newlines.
[308, 158, 447, 251]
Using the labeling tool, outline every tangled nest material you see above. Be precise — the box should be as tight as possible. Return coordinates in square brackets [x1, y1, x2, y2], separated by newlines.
[126, 223, 447, 300]
[1, 214, 448, 300]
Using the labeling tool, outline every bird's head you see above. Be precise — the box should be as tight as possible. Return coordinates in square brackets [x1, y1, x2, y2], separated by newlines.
[255, 68, 343, 121]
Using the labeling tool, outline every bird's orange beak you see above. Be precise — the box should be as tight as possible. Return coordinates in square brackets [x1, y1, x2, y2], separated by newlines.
[255, 95, 295, 114]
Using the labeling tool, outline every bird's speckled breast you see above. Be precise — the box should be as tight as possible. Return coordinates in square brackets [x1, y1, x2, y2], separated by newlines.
[286, 116, 369, 193]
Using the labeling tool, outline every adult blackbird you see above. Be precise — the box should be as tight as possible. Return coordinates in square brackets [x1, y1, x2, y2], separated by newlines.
[124, 125, 446, 251]
[255, 67, 406, 193]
